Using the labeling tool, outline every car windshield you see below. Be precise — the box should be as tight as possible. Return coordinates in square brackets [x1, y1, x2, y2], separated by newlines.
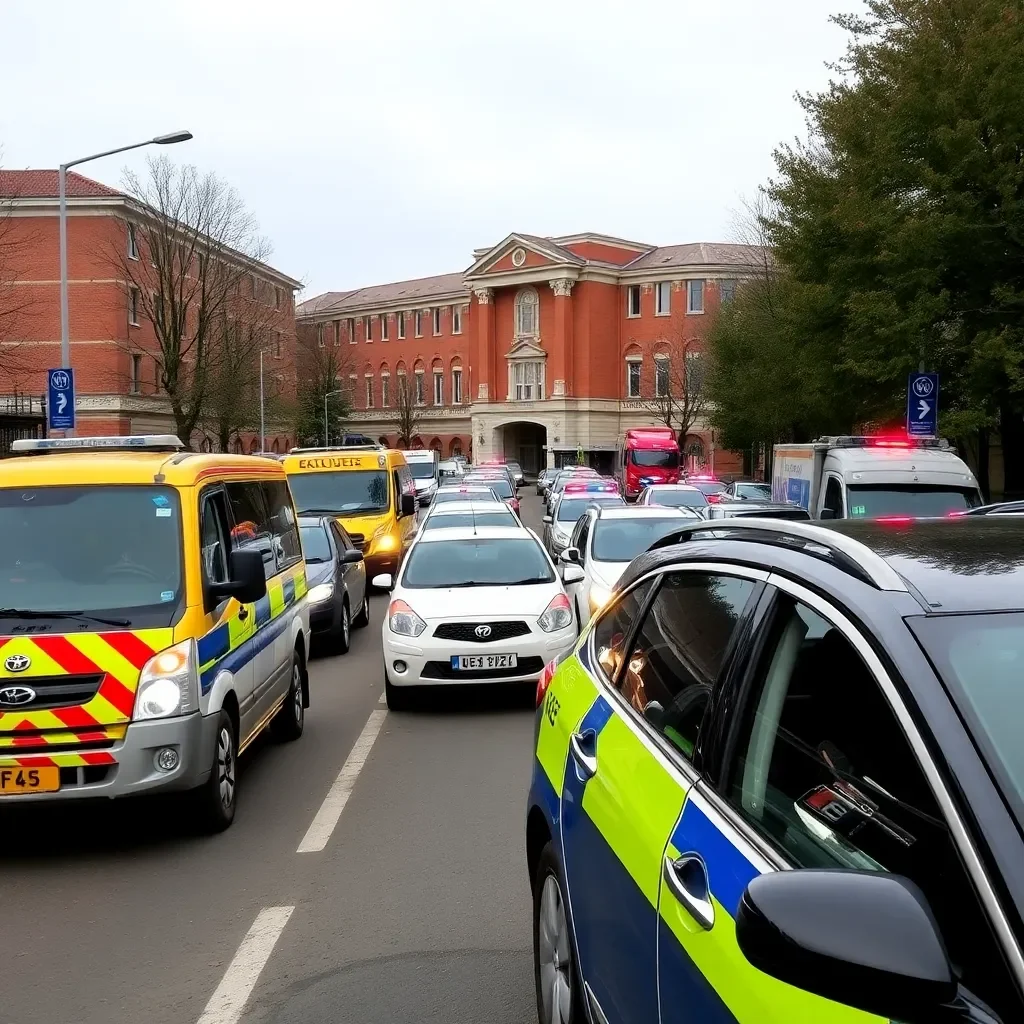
[402, 538, 554, 587]
[288, 470, 390, 515]
[557, 496, 623, 522]
[299, 524, 332, 562]
[591, 517, 684, 561]
[433, 488, 496, 503]
[0, 485, 182, 620]
[422, 511, 515, 530]
[468, 477, 512, 499]
[648, 488, 708, 508]
[630, 449, 679, 468]
[847, 485, 981, 518]
[407, 462, 436, 480]
[910, 613, 1024, 829]
[692, 480, 726, 495]
[734, 482, 772, 499]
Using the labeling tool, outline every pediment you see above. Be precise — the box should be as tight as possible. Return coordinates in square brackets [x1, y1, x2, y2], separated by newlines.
[507, 340, 547, 360]
[466, 233, 584, 278]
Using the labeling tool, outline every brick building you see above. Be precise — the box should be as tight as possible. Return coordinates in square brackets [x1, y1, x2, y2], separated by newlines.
[0, 170, 301, 450]
[297, 232, 762, 475]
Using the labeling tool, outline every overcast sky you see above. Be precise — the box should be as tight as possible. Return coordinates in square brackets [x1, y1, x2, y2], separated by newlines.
[0, 0, 857, 299]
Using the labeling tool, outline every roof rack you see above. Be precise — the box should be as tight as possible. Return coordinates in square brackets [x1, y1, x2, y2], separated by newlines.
[11, 435, 185, 455]
[647, 518, 908, 592]
[288, 443, 384, 454]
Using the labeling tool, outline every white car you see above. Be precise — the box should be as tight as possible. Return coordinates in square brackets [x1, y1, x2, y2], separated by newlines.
[430, 484, 499, 505]
[373, 526, 583, 710]
[636, 483, 711, 514]
[558, 505, 693, 630]
[418, 500, 520, 533]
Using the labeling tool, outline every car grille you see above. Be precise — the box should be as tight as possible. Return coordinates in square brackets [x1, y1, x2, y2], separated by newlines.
[0, 674, 104, 712]
[433, 621, 531, 643]
[421, 656, 545, 680]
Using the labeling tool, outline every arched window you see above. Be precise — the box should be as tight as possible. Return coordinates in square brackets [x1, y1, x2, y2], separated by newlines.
[429, 437, 442, 452]
[271, 438, 280, 454]
[515, 287, 539, 337]
[249, 439, 259, 455]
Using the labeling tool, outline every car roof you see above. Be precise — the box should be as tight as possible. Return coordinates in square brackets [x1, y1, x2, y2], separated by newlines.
[415, 525, 534, 543]
[646, 484, 703, 492]
[426, 501, 511, 514]
[595, 505, 689, 520]
[436, 484, 494, 492]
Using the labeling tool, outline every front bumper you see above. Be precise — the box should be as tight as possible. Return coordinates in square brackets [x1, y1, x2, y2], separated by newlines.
[383, 625, 577, 688]
[0, 712, 220, 803]
[309, 598, 339, 634]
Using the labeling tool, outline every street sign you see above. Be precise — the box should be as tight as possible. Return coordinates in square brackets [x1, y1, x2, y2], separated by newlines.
[907, 372, 938, 438]
[47, 368, 75, 431]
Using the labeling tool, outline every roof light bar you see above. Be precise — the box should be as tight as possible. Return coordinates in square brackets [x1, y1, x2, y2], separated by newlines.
[817, 435, 951, 450]
[11, 435, 184, 454]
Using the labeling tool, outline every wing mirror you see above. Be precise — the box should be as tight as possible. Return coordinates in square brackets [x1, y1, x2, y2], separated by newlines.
[400, 493, 416, 517]
[342, 549, 364, 564]
[559, 547, 580, 564]
[543, 515, 553, 525]
[210, 548, 267, 605]
[819, 508, 836, 520]
[561, 564, 585, 585]
[371, 573, 394, 590]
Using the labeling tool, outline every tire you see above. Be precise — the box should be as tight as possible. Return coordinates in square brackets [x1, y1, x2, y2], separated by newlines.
[352, 590, 371, 629]
[384, 661, 415, 711]
[334, 599, 351, 655]
[533, 842, 582, 1024]
[189, 709, 237, 833]
[271, 649, 305, 741]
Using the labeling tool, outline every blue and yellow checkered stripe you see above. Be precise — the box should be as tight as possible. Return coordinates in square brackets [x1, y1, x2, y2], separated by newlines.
[197, 564, 307, 694]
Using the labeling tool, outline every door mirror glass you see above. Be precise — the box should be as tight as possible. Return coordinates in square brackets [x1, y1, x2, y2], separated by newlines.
[559, 547, 580, 564]
[210, 548, 267, 605]
[561, 564, 585, 585]
[342, 548, 363, 564]
[371, 573, 393, 590]
[737, 870, 956, 1024]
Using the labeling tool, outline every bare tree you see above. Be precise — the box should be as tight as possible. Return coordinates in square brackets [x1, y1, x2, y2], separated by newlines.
[393, 371, 420, 447]
[102, 156, 271, 446]
[293, 320, 354, 445]
[0, 159, 39, 387]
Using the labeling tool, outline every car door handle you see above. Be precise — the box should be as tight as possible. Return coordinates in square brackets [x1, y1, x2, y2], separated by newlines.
[663, 854, 715, 930]
[569, 730, 598, 779]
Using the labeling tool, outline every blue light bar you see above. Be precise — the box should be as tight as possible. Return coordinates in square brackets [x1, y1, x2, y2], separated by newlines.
[11, 435, 184, 454]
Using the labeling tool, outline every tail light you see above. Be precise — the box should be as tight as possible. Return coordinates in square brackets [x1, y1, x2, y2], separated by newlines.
[536, 660, 557, 707]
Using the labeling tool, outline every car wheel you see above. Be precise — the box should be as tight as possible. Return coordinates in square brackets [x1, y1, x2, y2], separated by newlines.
[533, 841, 581, 1024]
[352, 590, 371, 629]
[384, 660, 415, 711]
[335, 598, 351, 654]
[271, 649, 305, 741]
[189, 709, 237, 833]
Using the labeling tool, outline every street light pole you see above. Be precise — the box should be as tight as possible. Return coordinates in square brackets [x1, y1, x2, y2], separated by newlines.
[323, 388, 344, 447]
[260, 350, 266, 453]
[58, 130, 192, 434]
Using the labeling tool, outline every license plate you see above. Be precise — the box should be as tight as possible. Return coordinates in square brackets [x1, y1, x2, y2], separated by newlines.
[0, 766, 60, 795]
[452, 654, 518, 671]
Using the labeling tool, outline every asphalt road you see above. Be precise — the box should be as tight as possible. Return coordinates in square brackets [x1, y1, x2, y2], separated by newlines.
[0, 495, 545, 1024]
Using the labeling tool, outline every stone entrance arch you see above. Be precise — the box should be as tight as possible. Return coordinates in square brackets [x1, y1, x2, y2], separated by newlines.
[492, 419, 548, 477]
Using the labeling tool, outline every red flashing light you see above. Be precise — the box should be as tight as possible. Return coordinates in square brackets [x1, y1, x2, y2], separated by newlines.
[690, 474, 717, 481]
[877, 516, 913, 524]
[948, 510, 967, 517]
[871, 439, 912, 449]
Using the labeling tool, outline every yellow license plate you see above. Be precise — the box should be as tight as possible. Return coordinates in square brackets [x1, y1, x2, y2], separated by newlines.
[0, 766, 60, 795]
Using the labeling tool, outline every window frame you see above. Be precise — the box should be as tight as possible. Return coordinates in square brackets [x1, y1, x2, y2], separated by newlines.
[452, 367, 463, 405]
[397, 310, 406, 339]
[348, 317, 357, 344]
[627, 284, 641, 318]
[432, 307, 442, 336]
[626, 357, 642, 398]
[415, 310, 423, 338]
[127, 221, 139, 260]
[130, 352, 143, 394]
[433, 370, 444, 405]
[453, 305, 463, 335]
[128, 287, 140, 327]
[364, 315, 373, 343]
[687, 278, 705, 315]
[654, 354, 670, 398]
[415, 370, 425, 405]
[655, 280, 671, 316]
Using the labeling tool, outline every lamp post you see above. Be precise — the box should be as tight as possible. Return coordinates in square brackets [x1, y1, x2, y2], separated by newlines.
[58, 130, 192, 434]
[324, 389, 344, 447]
[260, 349, 266, 453]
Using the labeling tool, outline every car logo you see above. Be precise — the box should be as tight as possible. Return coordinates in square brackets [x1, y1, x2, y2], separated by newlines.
[4, 653, 31, 673]
[0, 685, 35, 706]
[474, 624, 492, 638]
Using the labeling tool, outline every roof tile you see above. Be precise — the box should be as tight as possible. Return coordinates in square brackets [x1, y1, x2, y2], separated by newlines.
[0, 170, 123, 199]
[297, 272, 467, 316]
[625, 242, 763, 270]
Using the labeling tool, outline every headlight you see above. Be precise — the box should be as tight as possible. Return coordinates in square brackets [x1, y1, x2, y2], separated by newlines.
[308, 582, 334, 604]
[589, 584, 613, 612]
[388, 598, 426, 637]
[538, 593, 573, 632]
[134, 639, 198, 721]
[372, 524, 398, 552]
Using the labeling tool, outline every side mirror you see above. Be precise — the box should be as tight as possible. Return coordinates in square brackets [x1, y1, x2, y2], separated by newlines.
[559, 547, 580, 564]
[211, 548, 267, 605]
[401, 493, 416, 517]
[342, 548, 363, 564]
[736, 870, 957, 1024]
[371, 573, 394, 590]
[820, 508, 836, 520]
[543, 515, 553, 525]
[561, 564, 585, 585]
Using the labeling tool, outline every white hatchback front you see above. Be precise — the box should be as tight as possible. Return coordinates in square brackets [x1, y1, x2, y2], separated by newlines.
[373, 526, 581, 709]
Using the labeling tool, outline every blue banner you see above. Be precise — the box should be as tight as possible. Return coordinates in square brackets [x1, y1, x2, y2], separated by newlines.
[907, 372, 938, 438]
[47, 368, 75, 431]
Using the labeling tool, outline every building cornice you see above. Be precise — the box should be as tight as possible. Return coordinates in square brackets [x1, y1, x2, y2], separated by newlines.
[297, 291, 470, 322]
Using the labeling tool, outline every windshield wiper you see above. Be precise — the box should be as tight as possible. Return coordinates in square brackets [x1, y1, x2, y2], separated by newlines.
[504, 578, 548, 586]
[298, 507, 342, 516]
[0, 608, 132, 627]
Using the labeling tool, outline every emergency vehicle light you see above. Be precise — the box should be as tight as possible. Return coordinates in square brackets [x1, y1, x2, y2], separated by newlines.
[289, 443, 384, 454]
[818, 435, 951, 451]
[11, 434, 184, 454]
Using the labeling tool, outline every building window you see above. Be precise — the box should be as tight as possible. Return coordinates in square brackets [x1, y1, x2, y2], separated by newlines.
[129, 287, 140, 326]
[432, 307, 442, 336]
[333, 320, 341, 346]
[274, 286, 283, 310]
[365, 375, 374, 408]
[317, 323, 325, 348]
[627, 285, 641, 317]
[655, 281, 671, 315]
[515, 287, 539, 337]
[655, 355, 670, 397]
[364, 315, 373, 342]
[453, 305, 463, 334]
[250, 275, 258, 299]
[513, 360, 543, 401]
[415, 370, 425, 405]
[397, 371, 407, 401]
[626, 358, 642, 398]
[130, 353, 142, 394]
[274, 331, 283, 358]
[348, 318, 357, 344]
[452, 368, 463, 404]
[433, 370, 444, 405]
[415, 310, 423, 337]
[381, 373, 390, 407]
[197, 253, 206, 278]
[381, 313, 389, 341]
[687, 279, 705, 314]
[720, 279, 738, 304]
[127, 222, 139, 260]
[397, 311, 406, 339]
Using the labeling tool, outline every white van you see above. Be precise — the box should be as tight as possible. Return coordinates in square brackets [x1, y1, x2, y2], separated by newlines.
[400, 450, 440, 506]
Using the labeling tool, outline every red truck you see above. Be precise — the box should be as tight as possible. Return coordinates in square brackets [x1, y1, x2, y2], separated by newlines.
[614, 427, 681, 500]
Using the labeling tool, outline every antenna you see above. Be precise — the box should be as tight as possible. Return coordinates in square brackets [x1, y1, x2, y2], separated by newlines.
[470, 500, 478, 537]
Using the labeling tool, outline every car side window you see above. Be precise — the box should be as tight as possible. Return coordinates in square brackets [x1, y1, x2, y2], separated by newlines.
[591, 578, 655, 683]
[618, 572, 755, 762]
[332, 522, 353, 551]
[200, 491, 230, 588]
[571, 515, 590, 559]
[726, 596, 1020, 1019]
[823, 475, 844, 518]
[263, 481, 302, 574]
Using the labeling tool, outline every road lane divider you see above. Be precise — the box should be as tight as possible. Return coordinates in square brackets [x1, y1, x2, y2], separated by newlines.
[297, 709, 387, 853]
[196, 905, 294, 1024]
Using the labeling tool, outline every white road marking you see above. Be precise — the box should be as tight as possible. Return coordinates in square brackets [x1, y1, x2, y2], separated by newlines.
[297, 709, 387, 853]
[378, 690, 386, 704]
[196, 906, 294, 1024]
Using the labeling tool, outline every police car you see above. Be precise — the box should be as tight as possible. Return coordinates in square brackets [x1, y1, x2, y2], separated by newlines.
[527, 516, 1024, 1023]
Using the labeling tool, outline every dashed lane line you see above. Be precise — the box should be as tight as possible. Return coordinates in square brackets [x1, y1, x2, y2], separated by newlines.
[196, 906, 295, 1024]
[296, 709, 388, 853]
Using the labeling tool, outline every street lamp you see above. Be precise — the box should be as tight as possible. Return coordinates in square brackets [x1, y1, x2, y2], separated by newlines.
[324, 389, 345, 447]
[58, 130, 193, 433]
